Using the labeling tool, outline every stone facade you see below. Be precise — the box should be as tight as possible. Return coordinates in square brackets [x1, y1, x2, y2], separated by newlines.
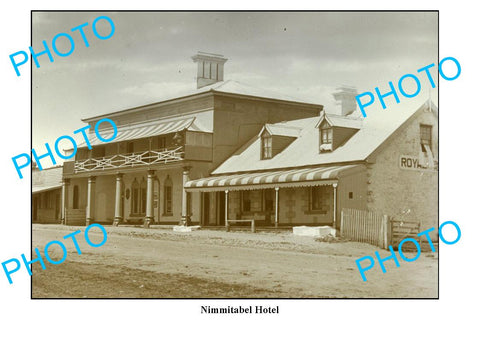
[366, 108, 438, 237]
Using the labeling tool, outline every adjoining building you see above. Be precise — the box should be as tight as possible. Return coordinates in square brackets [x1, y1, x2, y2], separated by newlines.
[32, 165, 63, 224]
[186, 90, 438, 236]
[60, 52, 323, 227]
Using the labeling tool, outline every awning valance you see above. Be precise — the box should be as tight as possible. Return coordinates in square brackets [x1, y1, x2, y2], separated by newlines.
[185, 164, 363, 192]
[79, 117, 198, 148]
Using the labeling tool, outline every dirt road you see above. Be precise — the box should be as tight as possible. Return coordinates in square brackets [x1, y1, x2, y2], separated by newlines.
[31, 224, 438, 298]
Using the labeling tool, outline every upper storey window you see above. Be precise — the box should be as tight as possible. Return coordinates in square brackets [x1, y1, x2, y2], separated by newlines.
[319, 121, 333, 152]
[419, 124, 437, 169]
[261, 132, 273, 160]
[321, 127, 333, 144]
[420, 124, 432, 152]
[316, 114, 362, 153]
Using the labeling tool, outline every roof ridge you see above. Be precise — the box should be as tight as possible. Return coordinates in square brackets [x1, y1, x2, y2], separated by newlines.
[213, 79, 318, 104]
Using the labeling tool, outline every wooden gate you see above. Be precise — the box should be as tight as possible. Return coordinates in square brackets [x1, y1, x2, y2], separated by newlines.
[390, 220, 420, 251]
[341, 208, 389, 249]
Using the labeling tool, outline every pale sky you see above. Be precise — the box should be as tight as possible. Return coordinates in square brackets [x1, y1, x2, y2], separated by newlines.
[32, 11, 438, 153]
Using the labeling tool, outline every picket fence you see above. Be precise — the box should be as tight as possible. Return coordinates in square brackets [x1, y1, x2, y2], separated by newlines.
[340, 208, 389, 249]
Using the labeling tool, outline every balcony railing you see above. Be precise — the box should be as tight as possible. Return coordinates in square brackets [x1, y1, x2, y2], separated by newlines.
[74, 146, 184, 173]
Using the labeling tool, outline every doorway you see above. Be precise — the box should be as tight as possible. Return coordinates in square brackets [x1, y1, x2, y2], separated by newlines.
[202, 192, 210, 225]
[55, 194, 60, 222]
[33, 196, 38, 221]
[217, 191, 225, 226]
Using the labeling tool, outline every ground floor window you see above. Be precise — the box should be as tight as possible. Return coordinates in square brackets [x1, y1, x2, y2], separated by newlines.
[131, 178, 147, 215]
[241, 190, 274, 213]
[309, 186, 329, 212]
[241, 191, 252, 212]
[164, 176, 173, 215]
[263, 189, 274, 212]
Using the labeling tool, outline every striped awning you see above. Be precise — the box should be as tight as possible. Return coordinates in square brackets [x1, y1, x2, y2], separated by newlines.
[185, 164, 363, 192]
[79, 117, 196, 147]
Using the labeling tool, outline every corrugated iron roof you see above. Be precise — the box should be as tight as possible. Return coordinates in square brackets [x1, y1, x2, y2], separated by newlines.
[86, 117, 195, 147]
[318, 113, 363, 129]
[77, 115, 212, 148]
[205, 80, 319, 104]
[82, 80, 323, 122]
[32, 166, 63, 193]
[33, 184, 62, 194]
[212, 98, 437, 175]
[262, 123, 302, 138]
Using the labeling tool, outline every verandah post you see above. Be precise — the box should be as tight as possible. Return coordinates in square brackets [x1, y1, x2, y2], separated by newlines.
[180, 166, 191, 226]
[113, 173, 123, 227]
[332, 182, 338, 229]
[61, 178, 69, 225]
[340, 209, 344, 238]
[144, 170, 155, 228]
[225, 190, 229, 231]
[86, 176, 96, 226]
[274, 187, 279, 228]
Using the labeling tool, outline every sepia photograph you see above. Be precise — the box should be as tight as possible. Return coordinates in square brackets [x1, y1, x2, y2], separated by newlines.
[31, 11, 439, 298]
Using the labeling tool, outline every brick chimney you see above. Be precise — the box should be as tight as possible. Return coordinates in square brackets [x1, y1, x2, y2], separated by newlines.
[332, 86, 358, 116]
[192, 52, 228, 89]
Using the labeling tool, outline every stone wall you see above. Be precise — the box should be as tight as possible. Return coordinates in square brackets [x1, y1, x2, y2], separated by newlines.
[366, 109, 438, 238]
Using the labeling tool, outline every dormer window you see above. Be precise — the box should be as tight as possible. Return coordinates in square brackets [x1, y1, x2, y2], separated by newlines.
[261, 132, 272, 159]
[319, 121, 333, 152]
[321, 127, 333, 144]
[258, 124, 299, 159]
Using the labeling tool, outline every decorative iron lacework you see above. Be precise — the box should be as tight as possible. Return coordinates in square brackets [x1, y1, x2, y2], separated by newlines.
[74, 146, 184, 173]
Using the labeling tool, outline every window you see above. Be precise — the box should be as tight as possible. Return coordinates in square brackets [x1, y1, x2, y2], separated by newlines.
[93, 146, 105, 158]
[158, 136, 166, 150]
[263, 189, 274, 212]
[349, 192, 353, 199]
[241, 191, 251, 212]
[127, 142, 134, 154]
[73, 185, 79, 209]
[242, 191, 267, 212]
[261, 133, 272, 160]
[310, 186, 329, 212]
[131, 179, 139, 214]
[420, 124, 432, 152]
[319, 121, 333, 152]
[131, 178, 147, 215]
[164, 176, 173, 215]
[321, 127, 333, 144]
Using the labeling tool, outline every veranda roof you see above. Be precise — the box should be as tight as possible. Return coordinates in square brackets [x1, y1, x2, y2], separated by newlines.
[185, 164, 364, 192]
[32, 166, 63, 194]
[82, 117, 197, 148]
